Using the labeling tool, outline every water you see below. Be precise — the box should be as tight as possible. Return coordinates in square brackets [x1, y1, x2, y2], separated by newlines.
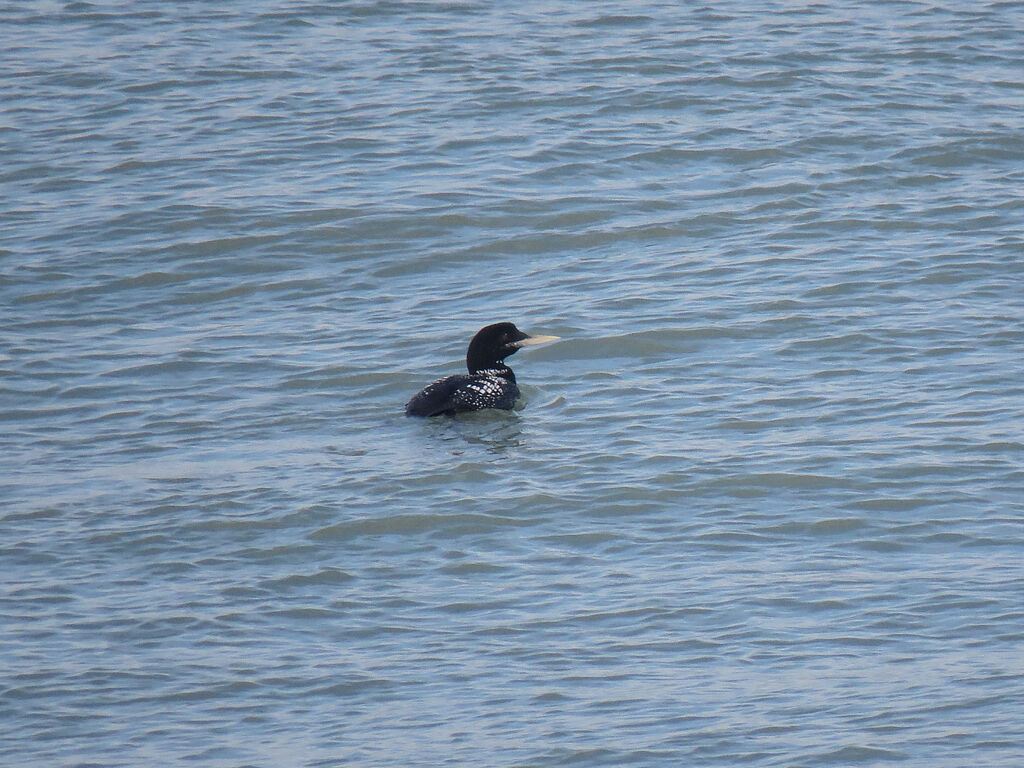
[3, 1, 1023, 765]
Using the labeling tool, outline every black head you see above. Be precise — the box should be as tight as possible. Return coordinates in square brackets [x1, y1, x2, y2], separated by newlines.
[465, 322, 559, 374]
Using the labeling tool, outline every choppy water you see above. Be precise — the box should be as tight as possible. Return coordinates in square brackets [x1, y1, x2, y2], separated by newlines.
[3, 2, 1024, 766]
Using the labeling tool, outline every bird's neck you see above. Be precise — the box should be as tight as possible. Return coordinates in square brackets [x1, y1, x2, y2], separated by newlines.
[469, 362, 515, 382]
[467, 347, 509, 375]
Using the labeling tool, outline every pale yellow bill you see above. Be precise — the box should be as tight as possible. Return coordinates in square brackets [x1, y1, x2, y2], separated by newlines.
[514, 334, 560, 348]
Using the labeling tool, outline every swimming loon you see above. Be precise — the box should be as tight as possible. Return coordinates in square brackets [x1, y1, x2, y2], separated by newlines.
[405, 322, 559, 417]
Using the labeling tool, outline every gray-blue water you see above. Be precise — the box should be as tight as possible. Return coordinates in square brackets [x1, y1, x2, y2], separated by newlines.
[3, 2, 1024, 766]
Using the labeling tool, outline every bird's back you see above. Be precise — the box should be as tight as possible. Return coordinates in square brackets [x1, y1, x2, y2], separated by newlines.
[405, 372, 519, 417]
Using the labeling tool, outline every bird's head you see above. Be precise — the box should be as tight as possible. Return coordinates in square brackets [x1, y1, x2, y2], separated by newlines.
[466, 322, 559, 373]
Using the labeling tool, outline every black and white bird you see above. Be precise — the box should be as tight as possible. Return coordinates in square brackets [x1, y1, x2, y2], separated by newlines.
[405, 322, 559, 417]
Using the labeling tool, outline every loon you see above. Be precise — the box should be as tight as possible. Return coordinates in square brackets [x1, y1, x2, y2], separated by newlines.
[405, 322, 559, 417]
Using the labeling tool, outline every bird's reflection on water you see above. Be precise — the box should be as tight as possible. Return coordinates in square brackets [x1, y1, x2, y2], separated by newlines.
[433, 410, 526, 455]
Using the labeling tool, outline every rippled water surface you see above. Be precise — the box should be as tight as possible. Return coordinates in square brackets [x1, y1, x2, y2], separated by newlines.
[3, 1, 1024, 766]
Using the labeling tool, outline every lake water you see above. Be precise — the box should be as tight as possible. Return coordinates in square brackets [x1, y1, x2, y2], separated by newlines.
[3, 2, 1023, 766]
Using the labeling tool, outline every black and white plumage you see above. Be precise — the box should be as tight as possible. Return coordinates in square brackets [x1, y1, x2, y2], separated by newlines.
[405, 322, 559, 417]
